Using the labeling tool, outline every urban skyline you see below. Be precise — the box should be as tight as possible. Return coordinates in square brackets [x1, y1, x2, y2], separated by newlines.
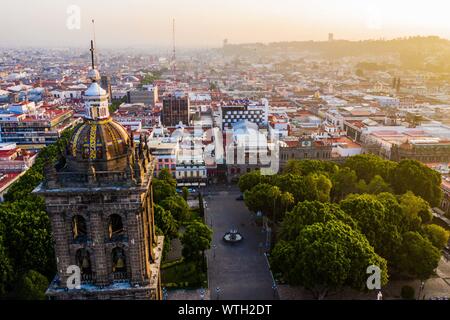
[0, 0, 450, 307]
[2, 0, 450, 48]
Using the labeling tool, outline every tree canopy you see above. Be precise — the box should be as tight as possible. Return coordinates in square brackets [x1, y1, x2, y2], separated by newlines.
[397, 232, 441, 280]
[271, 220, 388, 299]
[181, 221, 212, 265]
[237, 154, 447, 291]
[154, 204, 178, 240]
[391, 160, 443, 207]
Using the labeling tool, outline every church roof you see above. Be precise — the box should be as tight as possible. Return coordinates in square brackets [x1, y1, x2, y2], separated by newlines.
[66, 117, 131, 172]
[85, 82, 106, 97]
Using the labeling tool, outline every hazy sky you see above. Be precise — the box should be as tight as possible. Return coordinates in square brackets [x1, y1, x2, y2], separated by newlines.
[1, 0, 450, 49]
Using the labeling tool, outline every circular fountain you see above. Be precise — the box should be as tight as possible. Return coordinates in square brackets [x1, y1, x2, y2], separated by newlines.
[223, 229, 243, 243]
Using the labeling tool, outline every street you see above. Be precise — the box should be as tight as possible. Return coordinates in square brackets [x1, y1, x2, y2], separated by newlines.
[204, 184, 277, 300]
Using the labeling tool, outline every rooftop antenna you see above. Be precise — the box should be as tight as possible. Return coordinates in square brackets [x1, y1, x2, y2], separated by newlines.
[90, 40, 95, 70]
[91, 19, 99, 69]
[171, 18, 176, 80]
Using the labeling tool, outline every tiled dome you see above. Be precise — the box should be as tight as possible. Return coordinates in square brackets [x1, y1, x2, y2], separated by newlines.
[67, 117, 131, 171]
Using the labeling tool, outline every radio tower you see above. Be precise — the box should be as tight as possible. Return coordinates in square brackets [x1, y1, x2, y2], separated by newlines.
[91, 19, 99, 69]
[171, 18, 176, 80]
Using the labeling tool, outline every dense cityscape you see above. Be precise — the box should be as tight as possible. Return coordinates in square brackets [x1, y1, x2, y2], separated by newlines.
[0, 2, 450, 308]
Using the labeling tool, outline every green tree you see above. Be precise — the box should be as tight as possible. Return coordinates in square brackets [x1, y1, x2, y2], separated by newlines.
[0, 232, 13, 297]
[271, 220, 388, 299]
[398, 232, 441, 280]
[306, 173, 332, 202]
[152, 179, 177, 203]
[422, 224, 450, 250]
[181, 222, 212, 271]
[340, 194, 403, 262]
[398, 191, 432, 229]
[391, 160, 442, 207]
[276, 192, 295, 222]
[331, 167, 358, 201]
[280, 201, 356, 242]
[244, 183, 282, 218]
[0, 128, 72, 298]
[161, 195, 191, 222]
[366, 175, 392, 195]
[158, 168, 177, 188]
[238, 170, 263, 193]
[0, 200, 55, 280]
[284, 160, 338, 176]
[344, 154, 396, 183]
[140, 70, 162, 85]
[154, 204, 178, 239]
[356, 179, 368, 194]
[270, 174, 309, 202]
[198, 192, 205, 218]
[401, 285, 415, 300]
[14, 270, 48, 300]
[376, 193, 407, 232]
[182, 187, 189, 201]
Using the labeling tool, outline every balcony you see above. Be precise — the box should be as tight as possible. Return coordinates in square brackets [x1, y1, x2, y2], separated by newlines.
[112, 272, 129, 282]
[81, 272, 96, 284]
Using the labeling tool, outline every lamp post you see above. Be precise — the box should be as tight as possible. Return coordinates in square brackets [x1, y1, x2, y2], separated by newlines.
[418, 281, 425, 300]
[215, 286, 221, 300]
[272, 282, 278, 299]
[199, 288, 205, 300]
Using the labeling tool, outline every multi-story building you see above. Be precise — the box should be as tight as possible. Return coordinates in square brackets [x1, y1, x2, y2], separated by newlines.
[0, 142, 37, 172]
[176, 159, 207, 187]
[224, 120, 274, 182]
[361, 124, 450, 163]
[127, 85, 158, 106]
[279, 137, 332, 169]
[176, 145, 207, 187]
[101, 75, 112, 103]
[390, 140, 450, 163]
[113, 103, 158, 129]
[161, 91, 190, 126]
[220, 99, 269, 130]
[0, 104, 76, 149]
[0, 142, 38, 202]
[147, 138, 178, 178]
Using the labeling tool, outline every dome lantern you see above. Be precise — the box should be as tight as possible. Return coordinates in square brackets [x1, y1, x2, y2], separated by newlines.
[84, 40, 110, 120]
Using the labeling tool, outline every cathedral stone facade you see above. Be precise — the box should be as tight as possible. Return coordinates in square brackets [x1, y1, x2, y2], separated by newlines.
[34, 42, 163, 300]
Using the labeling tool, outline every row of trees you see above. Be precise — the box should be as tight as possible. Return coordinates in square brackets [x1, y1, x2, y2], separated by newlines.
[240, 155, 443, 210]
[239, 155, 449, 298]
[0, 129, 73, 299]
[152, 169, 212, 270]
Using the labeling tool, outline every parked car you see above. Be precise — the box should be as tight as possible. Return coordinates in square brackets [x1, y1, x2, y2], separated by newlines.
[236, 194, 244, 201]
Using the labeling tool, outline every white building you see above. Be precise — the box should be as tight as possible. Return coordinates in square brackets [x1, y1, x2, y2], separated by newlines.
[220, 99, 269, 130]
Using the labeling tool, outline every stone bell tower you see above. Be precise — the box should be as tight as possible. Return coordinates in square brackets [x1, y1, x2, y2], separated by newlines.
[34, 41, 163, 300]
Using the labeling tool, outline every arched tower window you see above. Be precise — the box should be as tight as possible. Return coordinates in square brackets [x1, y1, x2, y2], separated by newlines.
[82, 146, 89, 159]
[112, 247, 127, 274]
[76, 248, 92, 275]
[108, 214, 124, 241]
[72, 215, 87, 241]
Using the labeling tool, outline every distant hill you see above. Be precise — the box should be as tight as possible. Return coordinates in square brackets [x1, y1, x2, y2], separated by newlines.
[222, 36, 450, 72]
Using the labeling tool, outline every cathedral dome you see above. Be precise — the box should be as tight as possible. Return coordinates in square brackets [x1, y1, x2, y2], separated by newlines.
[85, 82, 106, 97]
[66, 117, 131, 172]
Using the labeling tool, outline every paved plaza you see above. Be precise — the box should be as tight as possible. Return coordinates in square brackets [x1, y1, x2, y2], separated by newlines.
[204, 184, 277, 300]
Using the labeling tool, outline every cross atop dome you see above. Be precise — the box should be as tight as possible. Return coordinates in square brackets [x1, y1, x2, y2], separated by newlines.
[87, 40, 100, 82]
[84, 40, 109, 120]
